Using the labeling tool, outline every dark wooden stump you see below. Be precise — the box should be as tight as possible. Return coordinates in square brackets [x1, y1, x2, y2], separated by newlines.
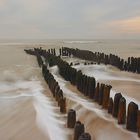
[108, 97, 113, 114]
[78, 133, 91, 140]
[74, 121, 85, 140]
[54, 85, 60, 98]
[60, 97, 66, 113]
[94, 83, 99, 101]
[88, 77, 96, 99]
[98, 84, 105, 105]
[112, 93, 122, 118]
[137, 110, 140, 137]
[57, 90, 63, 106]
[126, 102, 138, 132]
[118, 97, 126, 124]
[67, 109, 76, 128]
[102, 85, 111, 109]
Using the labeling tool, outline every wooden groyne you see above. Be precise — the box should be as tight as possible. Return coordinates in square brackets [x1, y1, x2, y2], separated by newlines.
[25, 48, 91, 139]
[58, 47, 140, 74]
[67, 109, 91, 140]
[25, 47, 140, 138]
[25, 48, 66, 113]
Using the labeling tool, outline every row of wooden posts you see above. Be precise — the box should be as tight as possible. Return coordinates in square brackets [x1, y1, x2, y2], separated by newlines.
[25, 48, 91, 139]
[37, 52, 92, 139]
[42, 64, 66, 113]
[58, 47, 140, 74]
[67, 109, 91, 140]
[24, 47, 140, 138]
[56, 52, 140, 134]
[46, 48, 140, 137]
[26, 48, 67, 113]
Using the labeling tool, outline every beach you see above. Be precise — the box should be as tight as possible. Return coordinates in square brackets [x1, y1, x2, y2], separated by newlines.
[0, 39, 140, 140]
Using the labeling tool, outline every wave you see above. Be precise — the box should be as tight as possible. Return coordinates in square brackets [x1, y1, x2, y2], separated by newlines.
[63, 40, 100, 44]
[0, 65, 39, 82]
[73, 64, 140, 83]
[0, 76, 68, 139]
[33, 92, 68, 140]
[49, 65, 139, 140]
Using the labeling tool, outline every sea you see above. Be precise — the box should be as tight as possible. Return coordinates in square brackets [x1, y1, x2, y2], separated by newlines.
[0, 39, 140, 140]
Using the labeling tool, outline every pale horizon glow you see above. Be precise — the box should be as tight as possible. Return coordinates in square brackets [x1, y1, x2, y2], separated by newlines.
[0, 0, 140, 39]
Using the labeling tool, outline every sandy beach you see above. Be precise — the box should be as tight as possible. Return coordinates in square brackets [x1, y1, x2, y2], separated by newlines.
[0, 96, 48, 140]
[0, 41, 140, 140]
[49, 61, 140, 140]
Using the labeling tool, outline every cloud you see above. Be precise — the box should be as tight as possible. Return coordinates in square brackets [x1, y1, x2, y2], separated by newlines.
[108, 16, 140, 33]
[0, 0, 140, 39]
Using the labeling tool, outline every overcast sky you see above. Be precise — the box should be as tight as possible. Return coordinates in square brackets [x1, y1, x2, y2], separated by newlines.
[0, 0, 140, 39]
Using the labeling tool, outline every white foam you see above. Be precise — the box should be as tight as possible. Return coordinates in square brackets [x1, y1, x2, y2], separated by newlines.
[49, 66, 111, 120]
[63, 40, 99, 44]
[110, 90, 140, 108]
[49, 65, 140, 119]
[73, 64, 140, 83]
[33, 92, 67, 140]
[0, 78, 68, 140]
[49, 65, 140, 139]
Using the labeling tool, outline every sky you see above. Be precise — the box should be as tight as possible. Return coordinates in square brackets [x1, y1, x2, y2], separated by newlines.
[0, 0, 140, 39]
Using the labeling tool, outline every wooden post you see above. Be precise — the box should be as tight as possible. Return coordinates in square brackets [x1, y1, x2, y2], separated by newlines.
[137, 110, 140, 137]
[118, 97, 126, 124]
[108, 97, 113, 114]
[102, 85, 111, 109]
[78, 133, 91, 140]
[94, 83, 99, 101]
[74, 121, 85, 140]
[98, 84, 105, 105]
[126, 102, 138, 132]
[112, 93, 122, 118]
[60, 97, 66, 113]
[67, 109, 76, 128]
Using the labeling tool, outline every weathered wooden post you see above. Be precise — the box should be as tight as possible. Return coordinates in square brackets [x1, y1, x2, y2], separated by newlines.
[137, 110, 140, 137]
[88, 77, 96, 99]
[126, 102, 138, 132]
[98, 84, 105, 105]
[54, 85, 60, 98]
[52, 81, 58, 96]
[59, 48, 62, 56]
[58, 90, 63, 106]
[78, 133, 91, 140]
[85, 77, 90, 96]
[56, 88, 61, 102]
[74, 121, 85, 140]
[102, 85, 112, 109]
[94, 83, 99, 101]
[76, 70, 82, 92]
[83, 75, 88, 95]
[118, 97, 126, 124]
[112, 93, 122, 117]
[60, 97, 66, 113]
[108, 97, 113, 114]
[67, 109, 76, 128]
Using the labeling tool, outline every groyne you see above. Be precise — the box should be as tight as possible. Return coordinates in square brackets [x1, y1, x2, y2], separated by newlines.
[24, 47, 140, 138]
[59, 47, 140, 74]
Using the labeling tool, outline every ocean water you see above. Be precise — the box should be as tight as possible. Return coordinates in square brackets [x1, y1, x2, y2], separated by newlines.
[0, 39, 140, 106]
[0, 39, 140, 140]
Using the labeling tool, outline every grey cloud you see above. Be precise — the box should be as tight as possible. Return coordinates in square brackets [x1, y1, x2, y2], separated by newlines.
[0, 0, 140, 39]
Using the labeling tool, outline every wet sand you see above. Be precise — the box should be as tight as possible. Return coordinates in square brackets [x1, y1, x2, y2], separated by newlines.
[0, 41, 140, 140]
[49, 65, 140, 140]
[0, 96, 49, 140]
[67, 80, 139, 140]
[72, 62, 140, 102]
[0, 49, 50, 140]
[103, 80, 140, 101]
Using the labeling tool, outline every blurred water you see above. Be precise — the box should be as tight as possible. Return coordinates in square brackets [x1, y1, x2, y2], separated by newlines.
[0, 39, 139, 140]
